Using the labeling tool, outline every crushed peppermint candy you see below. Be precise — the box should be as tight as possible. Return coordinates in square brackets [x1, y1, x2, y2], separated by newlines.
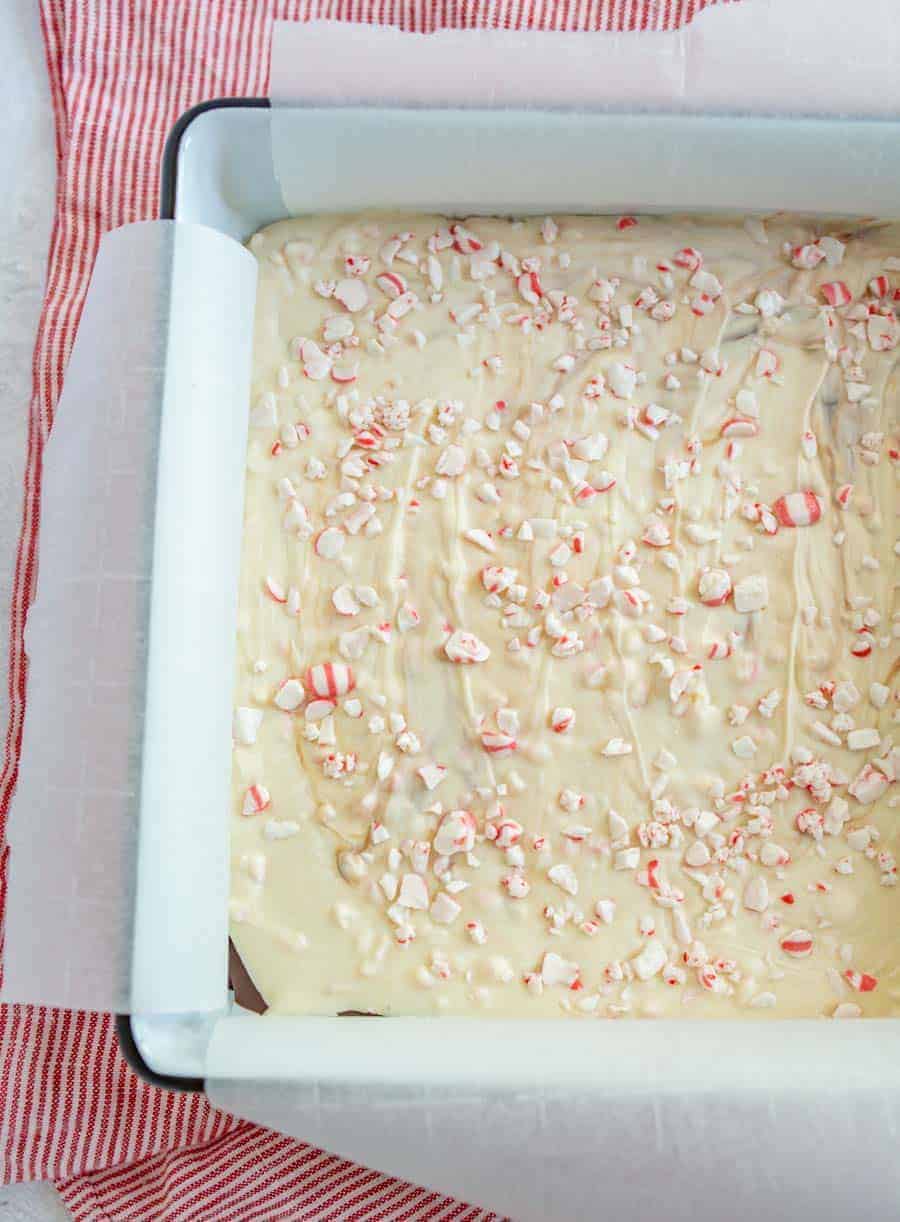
[232, 212, 900, 1020]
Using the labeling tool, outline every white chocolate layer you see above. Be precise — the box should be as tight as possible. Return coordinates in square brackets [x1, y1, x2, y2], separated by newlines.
[231, 214, 899, 1018]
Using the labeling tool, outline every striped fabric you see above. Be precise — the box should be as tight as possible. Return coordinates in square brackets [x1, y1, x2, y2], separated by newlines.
[2, 1, 718, 1217]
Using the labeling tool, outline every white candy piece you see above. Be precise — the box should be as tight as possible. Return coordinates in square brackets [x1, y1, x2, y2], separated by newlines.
[734, 575, 769, 614]
[444, 630, 490, 664]
[334, 277, 369, 312]
[397, 874, 429, 910]
[743, 877, 769, 912]
[541, 951, 580, 987]
[847, 728, 881, 751]
[632, 940, 667, 981]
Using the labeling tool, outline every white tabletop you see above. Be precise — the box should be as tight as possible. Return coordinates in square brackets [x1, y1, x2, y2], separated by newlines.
[0, 4, 70, 1218]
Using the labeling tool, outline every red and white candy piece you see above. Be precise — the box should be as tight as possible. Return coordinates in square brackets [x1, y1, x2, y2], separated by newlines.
[698, 568, 732, 607]
[868, 312, 900, 351]
[844, 970, 878, 993]
[444, 630, 490, 664]
[298, 338, 332, 380]
[772, 491, 822, 528]
[481, 729, 517, 755]
[517, 271, 543, 305]
[304, 662, 356, 700]
[550, 707, 575, 734]
[343, 253, 370, 277]
[673, 246, 703, 271]
[434, 809, 476, 857]
[642, 521, 671, 548]
[790, 243, 825, 270]
[720, 416, 759, 439]
[850, 631, 874, 659]
[482, 565, 517, 594]
[835, 483, 853, 509]
[265, 576, 287, 603]
[274, 678, 304, 712]
[331, 360, 358, 385]
[820, 281, 852, 307]
[450, 223, 482, 253]
[242, 784, 270, 816]
[780, 930, 814, 958]
[375, 271, 407, 299]
[385, 291, 417, 322]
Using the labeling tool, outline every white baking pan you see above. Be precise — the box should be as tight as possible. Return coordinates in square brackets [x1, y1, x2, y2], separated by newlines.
[123, 100, 900, 1096]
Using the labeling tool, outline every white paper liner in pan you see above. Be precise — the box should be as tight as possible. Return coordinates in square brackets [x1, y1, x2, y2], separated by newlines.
[3, 220, 256, 1015]
[271, 3, 900, 116]
[269, 14, 900, 219]
[208, 1075, 900, 1222]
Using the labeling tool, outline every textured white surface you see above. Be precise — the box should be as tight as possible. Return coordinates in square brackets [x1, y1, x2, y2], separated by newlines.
[0, 1182, 69, 1222]
[0, 2, 66, 1218]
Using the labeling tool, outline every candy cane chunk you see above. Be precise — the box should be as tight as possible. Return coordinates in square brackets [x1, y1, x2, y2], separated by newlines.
[734, 575, 769, 614]
[481, 729, 517, 755]
[334, 277, 369, 312]
[848, 763, 889, 805]
[434, 809, 476, 856]
[780, 930, 814, 958]
[436, 445, 467, 477]
[608, 362, 637, 399]
[430, 892, 461, 925]
[397, 873, 429, 910]
[721, 416, 759, 439]
[375, 271, 406, 299]
[298, 338, 332, 380]
[540, 952, 580, 988]
[698, 568, 732, 607]
[482, 565, 517, 594]
[304, 662, 356, 701]
[242, 784, 270, 816]
[332, 584, 360, 616]
[773, 491, 822, 528]
[417, 763, 447, 791]
[844, 970, 878, 993]
[847, 728, 881, 752]
[464, 528, 496, 554]
[821, 281, 852, 307]
[632, 940, 667, 981]
[315, 527, 345, 559]
[548, 864, 579, 896]
[274, 678, 305, 712]
[867, 312, 900, 351]
[550, 707, 575, 734]
[233, 706, 263, 745]
[444, 630, 490, 664]
[517, 271, 543, 305]
[760, 842, 791, 867]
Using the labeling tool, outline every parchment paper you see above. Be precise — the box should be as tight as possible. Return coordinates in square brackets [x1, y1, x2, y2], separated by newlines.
[2, 221, 256, 1015]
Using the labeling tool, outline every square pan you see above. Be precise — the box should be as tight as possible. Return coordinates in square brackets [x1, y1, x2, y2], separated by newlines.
[121, 97, 900, 1092]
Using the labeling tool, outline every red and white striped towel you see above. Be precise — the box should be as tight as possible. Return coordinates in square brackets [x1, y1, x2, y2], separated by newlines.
[3, 2, 717, 1217]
